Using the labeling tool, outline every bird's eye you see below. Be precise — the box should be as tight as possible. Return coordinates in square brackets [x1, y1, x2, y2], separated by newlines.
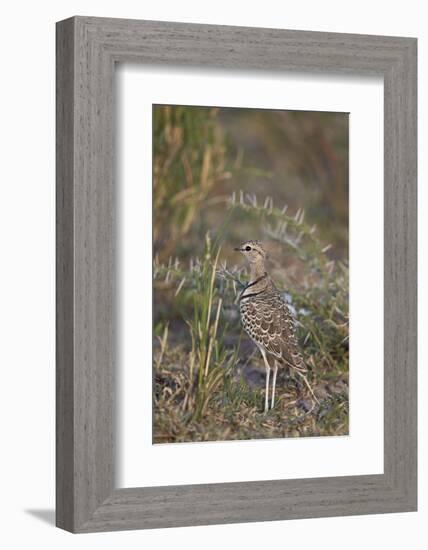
[245, 246, 251, 251]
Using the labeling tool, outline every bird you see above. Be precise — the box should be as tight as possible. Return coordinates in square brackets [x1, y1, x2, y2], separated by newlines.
[234, 240, 317, 413]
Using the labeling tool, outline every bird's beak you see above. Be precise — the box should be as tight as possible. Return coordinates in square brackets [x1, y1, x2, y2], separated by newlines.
[234, 247, 241, 252]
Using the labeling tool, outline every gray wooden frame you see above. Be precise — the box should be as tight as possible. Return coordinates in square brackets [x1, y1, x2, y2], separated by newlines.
[56, 16, 417, 533]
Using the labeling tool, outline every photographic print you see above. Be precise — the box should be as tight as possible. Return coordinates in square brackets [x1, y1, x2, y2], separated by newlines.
[153, 104, 349, 444]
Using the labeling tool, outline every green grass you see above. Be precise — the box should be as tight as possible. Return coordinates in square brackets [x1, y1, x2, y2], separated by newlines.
[153, 344, 348, 443]
[153, 196, 349, 443]
[152, 104, 349, 444]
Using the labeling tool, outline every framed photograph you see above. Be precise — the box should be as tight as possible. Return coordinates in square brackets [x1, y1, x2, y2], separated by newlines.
[56, 16, 417, 532]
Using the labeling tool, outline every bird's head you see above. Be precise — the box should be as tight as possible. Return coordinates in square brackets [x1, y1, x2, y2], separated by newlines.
[234, 240, 266, 265]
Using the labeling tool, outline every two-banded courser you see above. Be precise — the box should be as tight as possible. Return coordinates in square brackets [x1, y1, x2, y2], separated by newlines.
[234, 240, 318, 413]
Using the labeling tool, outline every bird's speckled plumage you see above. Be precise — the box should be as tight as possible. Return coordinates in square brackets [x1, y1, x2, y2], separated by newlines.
[239, 280, 307, 373]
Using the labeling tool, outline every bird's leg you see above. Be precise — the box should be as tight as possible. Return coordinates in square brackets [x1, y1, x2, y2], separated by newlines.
[271, 361, 279, 409]
[259, 347, 271, 414]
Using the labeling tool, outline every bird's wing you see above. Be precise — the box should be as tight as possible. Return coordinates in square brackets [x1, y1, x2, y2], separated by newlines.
[249, 292, 307, 372]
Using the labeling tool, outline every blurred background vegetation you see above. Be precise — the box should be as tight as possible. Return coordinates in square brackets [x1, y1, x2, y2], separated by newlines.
[153, 104, 349, 443]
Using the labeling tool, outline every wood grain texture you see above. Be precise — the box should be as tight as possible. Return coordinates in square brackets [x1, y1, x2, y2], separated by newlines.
[56, 18, 75, 532]
[56, 16, 417, 533]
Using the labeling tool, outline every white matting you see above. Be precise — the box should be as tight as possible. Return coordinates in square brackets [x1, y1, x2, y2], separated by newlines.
[116, 65, 384, 488]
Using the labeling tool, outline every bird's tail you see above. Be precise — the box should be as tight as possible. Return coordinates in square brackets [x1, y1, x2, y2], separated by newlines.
[288, 350, 307, 373]
[292, 359, 307, 373]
